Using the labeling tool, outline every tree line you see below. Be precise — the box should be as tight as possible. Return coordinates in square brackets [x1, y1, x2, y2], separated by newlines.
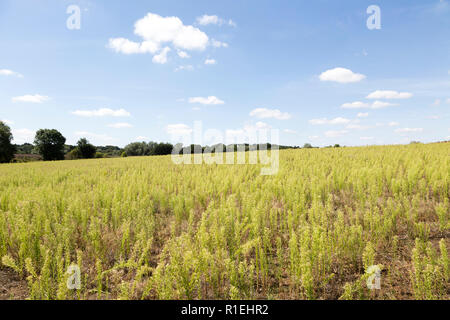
[0, 121, 305, 163]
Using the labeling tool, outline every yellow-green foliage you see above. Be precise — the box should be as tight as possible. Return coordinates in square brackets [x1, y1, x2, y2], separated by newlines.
[0, 143, 448, 299]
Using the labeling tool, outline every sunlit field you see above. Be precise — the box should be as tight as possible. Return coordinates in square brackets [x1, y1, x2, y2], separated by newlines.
[0, 143, 448, 300]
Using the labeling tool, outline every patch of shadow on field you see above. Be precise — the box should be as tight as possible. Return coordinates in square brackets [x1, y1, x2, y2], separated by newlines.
[0, 268, 28, 300]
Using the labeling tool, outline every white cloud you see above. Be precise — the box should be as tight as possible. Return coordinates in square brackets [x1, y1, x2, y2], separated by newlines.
[360, 137, 374, 140]
[12, 128, 34, 144]
[174, 65, 194, 72]
[249, 108, 291, 120]
[188, 96, 225, 105]
[177, 50, 190, 58]
[309, 117, 351, 125]
[134, 13, 209, 51]
[225, 122, 272, 143]
[108, 38, 160, 54]
[371, 101, 398, 109]
[205, 59, 217, 65]
[366, 90, 413, 99]
[341, 101, 397, 109]
[196, 15, 236, 27]
[283, 129, 297, 134]
[251, 122, 271, 130]
[152, 47, 171, 64]
[108, 13, 216, 64]
[196, 15, 219, 26]
[12, 94, 50, 103]
[427, 115, 441, 120]
[388, 122, 400, 127]
[309, 135, 320, 140]
[447, 98, 450, 104]
[108, 122, 133, 129]
[433, 99, 441, 106]
[136, 136, 149, 141]
[211, 39, 228, 48]
[395, 128, 423, 133]
[341, 101, 370, 109]
[166, 124, 192, 136]
[71, 108, 131, 117]
[357, 112, 369, 118]
[0, 69, 23, 78]
[325, 130, 348, 138]
[319, 67, 366, 83]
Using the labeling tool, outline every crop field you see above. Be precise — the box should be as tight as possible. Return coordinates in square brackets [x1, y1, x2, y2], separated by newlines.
[0, 143, 448, 300]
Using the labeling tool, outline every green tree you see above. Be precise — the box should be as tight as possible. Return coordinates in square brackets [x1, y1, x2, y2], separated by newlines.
[0, 121, 16, 163]
[77, 138, 97, 159]
[124, 142, 149, 156]
[34, 129, 66, 161]
[303, 143, 313, 149]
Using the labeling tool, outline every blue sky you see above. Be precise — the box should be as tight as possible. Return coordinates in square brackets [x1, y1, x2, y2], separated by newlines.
[0, 0, 449, 147]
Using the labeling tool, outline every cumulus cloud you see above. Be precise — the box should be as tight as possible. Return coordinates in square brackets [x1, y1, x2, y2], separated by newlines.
[12, 94, 50, 103]
[341, 101, 397, 109]
[71, 108, 131, 117]
[319, 68, 366, 83]
[283, 129, 297, 134]
[309, 117, 351, 125]
[0, 69, 23, 78]
[196, 15, 236, 27]
[371, 101, 398, 109]
[188, 96, 225, 105]
[205, 59, 217, 65]
[395, 128, 423, 133]
[388, 122, 400, 127]
[225, 122, 272, 143]
[366, 90, 413, 99]
[136, 136, 149, 141]
[357, 112, 369, 118]
[251, 122, 271, 130]
[249, 108, 291, 120]
[152, 47, 171, 64]
[134, 13, 209, 51]
[108, 38, 160, 54]
[108, 13, 220, 64]
[12, 128, 34, 144]
[108, 122, 133, 128]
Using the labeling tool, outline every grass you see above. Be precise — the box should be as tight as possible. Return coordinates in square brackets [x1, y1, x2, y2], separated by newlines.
[0, 143, 448, 300]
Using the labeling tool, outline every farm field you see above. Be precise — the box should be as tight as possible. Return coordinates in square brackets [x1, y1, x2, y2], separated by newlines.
[0, 143, 448, 300]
